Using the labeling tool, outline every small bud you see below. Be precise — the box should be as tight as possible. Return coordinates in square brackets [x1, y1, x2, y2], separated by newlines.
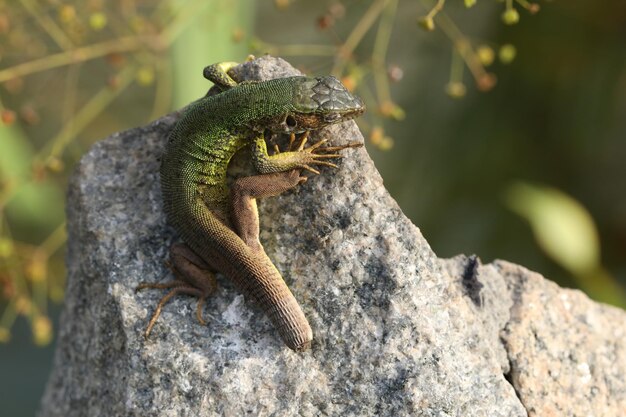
[477, 45, 495, 66]
[417, 16, 435, 32]
[464, 0, 477, 8]
[136, 66, 155, 87]
[58, 5, 76, 24]
[89, 12, 107, 31]
[316, 14, 334, 30]
[379, 101, 405, 121]
[528, 3, 540, 14]
[502, 8, 520, 25]
[445, 82, 466, 98]
[499, 44, 517, 64]
[32, 315, 53, 346]
[231, 27, 245, 43]
[370, 126, 384, 144]
[26, 259, 46, 283]
[387, 65, 404, 82]
[377, 136, 394, 151]
[369, 127, 394, 151]
[476, 73, 497, 91]
[1, 109, 16, 125]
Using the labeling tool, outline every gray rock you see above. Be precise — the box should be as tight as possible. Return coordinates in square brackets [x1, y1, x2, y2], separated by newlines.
[40, 56, 626, 417]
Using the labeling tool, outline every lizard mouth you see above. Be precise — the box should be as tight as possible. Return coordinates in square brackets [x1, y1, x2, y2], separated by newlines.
[321, 99, 366, 124]
[288, 108, 363, 132]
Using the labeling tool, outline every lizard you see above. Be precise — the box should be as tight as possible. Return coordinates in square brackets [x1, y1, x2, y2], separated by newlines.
[136, 61, 365, 351]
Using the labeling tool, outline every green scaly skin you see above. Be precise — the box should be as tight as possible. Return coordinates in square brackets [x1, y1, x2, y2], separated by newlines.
[142, 62, 364, 351]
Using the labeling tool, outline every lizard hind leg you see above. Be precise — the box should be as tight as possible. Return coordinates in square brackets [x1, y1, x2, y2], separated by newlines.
[203, 62, 240, 90]
[136, 243, 218, 337]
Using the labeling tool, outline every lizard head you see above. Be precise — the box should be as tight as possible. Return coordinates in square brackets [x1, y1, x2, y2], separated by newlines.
[263, 75, 365, 134]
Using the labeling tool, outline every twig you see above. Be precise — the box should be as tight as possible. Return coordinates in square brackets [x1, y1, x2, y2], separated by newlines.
[0, 36, 146, 83]
[332, 0, 392, 76]
[437, 13, 488, 82]
[372, 0, 398, 105]
[19, 0, 74, 51]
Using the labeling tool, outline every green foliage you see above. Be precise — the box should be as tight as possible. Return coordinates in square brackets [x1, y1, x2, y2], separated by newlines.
[506, 182, 626, 308]
[506, 182, 600, 274]
[0, 126, 64, 234]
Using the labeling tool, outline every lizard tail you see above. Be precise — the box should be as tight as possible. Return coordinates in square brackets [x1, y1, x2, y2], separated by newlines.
[253, 266, 313, 351]
[177, 200, 313, 351]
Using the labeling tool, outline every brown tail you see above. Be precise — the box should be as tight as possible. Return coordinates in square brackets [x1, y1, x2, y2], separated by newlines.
[179, 200, 313, 351]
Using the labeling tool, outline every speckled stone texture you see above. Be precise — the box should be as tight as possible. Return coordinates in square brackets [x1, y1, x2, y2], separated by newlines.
[40, 56, 626, 417]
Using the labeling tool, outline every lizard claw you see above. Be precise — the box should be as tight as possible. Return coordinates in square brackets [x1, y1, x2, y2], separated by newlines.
[306, 138, 328, 151]
[295, 136, 360, 173]
[288, 132, 297, 151]
[261, 132, 361, 174]
[299, 165, 321, 175]
[296, 133, 309, 151]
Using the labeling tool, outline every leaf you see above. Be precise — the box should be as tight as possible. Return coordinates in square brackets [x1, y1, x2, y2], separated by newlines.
[0, 125, 64, 236]
[0, 125, 32, 179]
[505, 182, 626, 306]
[505, 182, 599, 275]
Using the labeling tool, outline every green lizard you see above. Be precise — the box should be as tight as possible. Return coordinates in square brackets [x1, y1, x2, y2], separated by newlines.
[137, 61, 365, 351]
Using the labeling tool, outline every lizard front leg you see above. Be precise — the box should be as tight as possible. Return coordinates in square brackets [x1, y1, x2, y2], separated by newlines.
[136, 243, 217, 337]
[251, 132, 361, 175]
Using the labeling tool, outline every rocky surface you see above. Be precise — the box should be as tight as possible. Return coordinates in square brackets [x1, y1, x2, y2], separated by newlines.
[40, 56, 626, 417]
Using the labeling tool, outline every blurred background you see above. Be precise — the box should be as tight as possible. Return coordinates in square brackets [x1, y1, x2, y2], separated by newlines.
[0, 0, 624, 415]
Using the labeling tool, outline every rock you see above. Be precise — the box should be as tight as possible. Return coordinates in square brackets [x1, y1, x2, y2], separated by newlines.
[40, 56, 626, 417]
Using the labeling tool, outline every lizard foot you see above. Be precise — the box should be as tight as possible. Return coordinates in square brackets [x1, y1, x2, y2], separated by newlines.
[269, 131, 362, 175]
[136, 243, 217, 338]
[136, 281, 211, 338]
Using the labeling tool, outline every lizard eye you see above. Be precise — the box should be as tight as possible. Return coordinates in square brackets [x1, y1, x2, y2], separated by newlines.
[285, 115, 297, 129]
